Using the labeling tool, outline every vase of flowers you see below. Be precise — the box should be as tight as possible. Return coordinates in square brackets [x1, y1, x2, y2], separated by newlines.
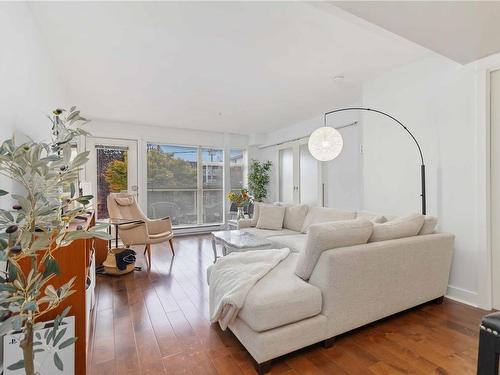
[227, 189, 252, 220]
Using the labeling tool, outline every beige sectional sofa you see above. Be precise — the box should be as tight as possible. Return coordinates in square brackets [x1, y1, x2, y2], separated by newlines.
[230, 203, 454, 374]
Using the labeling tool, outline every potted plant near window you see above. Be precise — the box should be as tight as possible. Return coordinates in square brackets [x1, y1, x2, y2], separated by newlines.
[0, 108, 110, 375]
[227, 189, 252, 220]
[248, 160, 272, 202]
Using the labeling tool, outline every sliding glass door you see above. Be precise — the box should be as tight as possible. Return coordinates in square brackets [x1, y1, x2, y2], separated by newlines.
[202, 148, 224, 224]
[85, 138, 138, 220]
[147, 143, 225, 227]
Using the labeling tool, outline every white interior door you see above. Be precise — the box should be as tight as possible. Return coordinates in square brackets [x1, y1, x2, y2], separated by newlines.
[279, 147, 295, 203]
[85, 137, 138, 220]
[278, 141, 321, 205]
[299, 143, 321, 206]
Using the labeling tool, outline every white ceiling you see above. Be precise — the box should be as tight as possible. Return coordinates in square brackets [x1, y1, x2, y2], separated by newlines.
[28, 1, 429, 135]
[334, 1, 500, 65]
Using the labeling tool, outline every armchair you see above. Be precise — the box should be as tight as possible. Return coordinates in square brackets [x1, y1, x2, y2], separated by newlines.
[107, 193, 175, 266]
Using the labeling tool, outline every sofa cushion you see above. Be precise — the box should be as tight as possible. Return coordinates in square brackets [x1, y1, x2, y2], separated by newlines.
[256, 205, 286, 230]
[281, 204, 309, 232]
[419, 215, 438, 235]
[239, 253, 322, 332]
[249, 202, 263, 226]
[356, 210, 387, 224]
[369, 213, 425, 242]
[242, 228, 298, 238]
[269, 234, 307, 253]
[295, 219, 373, 280]
[301, 207, 356, 233]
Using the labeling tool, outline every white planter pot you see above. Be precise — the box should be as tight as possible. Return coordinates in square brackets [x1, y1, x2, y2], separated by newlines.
[3, 316, 75, 375]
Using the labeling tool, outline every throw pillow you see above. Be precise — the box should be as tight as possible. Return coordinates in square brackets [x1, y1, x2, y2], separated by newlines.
[369, 213, 425, 242]
[419, 215, 438, 235]
[250, 202, 262, 226]
[356, 210, 387, 224]
[256, 205, 286, 230]
[301, 207, 356, 233]
[282, 204, 309, 232]
[295, 219, 373, 280]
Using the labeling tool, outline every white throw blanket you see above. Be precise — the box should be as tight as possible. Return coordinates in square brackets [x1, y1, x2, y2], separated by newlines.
[207, 248, 290, 330]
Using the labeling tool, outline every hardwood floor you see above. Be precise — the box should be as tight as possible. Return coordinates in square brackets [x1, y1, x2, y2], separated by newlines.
[88, 234, 487, 375]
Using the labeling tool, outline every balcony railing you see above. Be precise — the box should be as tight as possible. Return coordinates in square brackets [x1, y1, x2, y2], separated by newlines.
[147, 188, 224, 228]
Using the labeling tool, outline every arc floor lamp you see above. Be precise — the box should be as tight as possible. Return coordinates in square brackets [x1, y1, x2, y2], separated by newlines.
[308, 107, 426, 215]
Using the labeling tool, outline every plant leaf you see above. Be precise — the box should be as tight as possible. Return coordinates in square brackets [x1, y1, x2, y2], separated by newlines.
[8, 264, 17, 282]
[53, 327, 67, 347]
[58, 336, 77, 350]
[0, 283, 17, 292]
[60, 305, 71, 319]
[7, 359, 24, 370]
[43, 257, 60, 278]
[54, 351, 63, 371]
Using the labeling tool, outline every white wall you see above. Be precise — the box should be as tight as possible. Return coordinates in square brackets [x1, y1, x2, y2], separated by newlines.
[361, 55, 482, 305]
[0, 3, 68, 207]
[255, 110, 362, 209]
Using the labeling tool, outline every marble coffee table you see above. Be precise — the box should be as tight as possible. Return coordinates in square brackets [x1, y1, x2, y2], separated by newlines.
[211, 230, 272, 263]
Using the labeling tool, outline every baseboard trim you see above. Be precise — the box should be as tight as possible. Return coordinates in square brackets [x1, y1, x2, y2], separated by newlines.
[446, 285, 479, 307]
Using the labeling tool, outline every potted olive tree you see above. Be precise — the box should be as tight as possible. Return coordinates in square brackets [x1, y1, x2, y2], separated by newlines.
[0, 108, 110, 374]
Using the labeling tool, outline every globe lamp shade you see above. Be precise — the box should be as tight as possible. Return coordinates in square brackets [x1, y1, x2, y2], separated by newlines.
[308, 126, 344, 161]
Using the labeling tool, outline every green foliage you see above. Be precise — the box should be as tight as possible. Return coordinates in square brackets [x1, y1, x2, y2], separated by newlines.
[248, 159, 272, 202]
[147, 147, 197, 189]
[104, 154, 128, 192]
[0, 107, 111, 374]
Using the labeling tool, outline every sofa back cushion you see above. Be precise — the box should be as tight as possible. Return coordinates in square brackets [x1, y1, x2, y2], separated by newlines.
[295, 219, 373, 280]
[419, 215, 438, 235]
[280, 204, 309, 232]
[369, 213, 425, 242]
[301, 207, 356, 233]
[356, 210, 387, 224]
[256, 205, 286, 230]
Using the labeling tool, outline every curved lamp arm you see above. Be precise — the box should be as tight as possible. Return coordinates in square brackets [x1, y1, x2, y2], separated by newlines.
[324, 107, 426, 215]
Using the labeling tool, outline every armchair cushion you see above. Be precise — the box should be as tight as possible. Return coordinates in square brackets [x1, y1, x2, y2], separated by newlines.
[146, 217, 172, 235]
[295, 219, 373, 280]
[118, 223, 148, 246]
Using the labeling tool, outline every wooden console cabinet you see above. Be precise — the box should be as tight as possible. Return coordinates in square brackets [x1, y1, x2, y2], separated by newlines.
[19, 211, 97, 375]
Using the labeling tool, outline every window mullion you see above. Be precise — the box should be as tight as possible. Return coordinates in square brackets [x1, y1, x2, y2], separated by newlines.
[197, 146, 203, 225]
